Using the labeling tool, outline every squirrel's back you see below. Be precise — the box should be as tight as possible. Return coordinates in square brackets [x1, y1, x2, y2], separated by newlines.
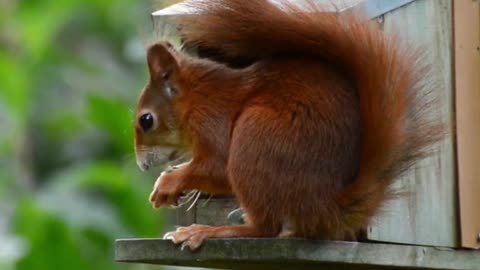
[173, 0, 443, 236]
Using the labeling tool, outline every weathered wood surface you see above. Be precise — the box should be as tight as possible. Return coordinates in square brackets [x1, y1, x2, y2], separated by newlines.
[115, 238, 480, 270]
[367, 0, 457, 247]
[175, 198, 238, 226]
[196, 198, 238, 226]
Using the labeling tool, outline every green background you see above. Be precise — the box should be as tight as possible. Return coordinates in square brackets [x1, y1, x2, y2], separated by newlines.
[0, 0, 180, 269]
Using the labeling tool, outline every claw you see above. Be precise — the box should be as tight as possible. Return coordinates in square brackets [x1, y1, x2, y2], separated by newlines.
[148, 190, 156, 203]
[187, 239, 202, 250]
[163, 232, 177, 243]
[176, 226, 187, 232]
[180, 241, 189, 251]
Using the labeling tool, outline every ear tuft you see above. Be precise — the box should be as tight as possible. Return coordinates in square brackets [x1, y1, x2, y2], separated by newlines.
[146, 42, 178, 81]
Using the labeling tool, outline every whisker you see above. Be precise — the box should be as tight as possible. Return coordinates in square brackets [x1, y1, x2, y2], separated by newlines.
[177, 190, 198, 207]
[171, 191, 197, 209]
[201, 194, 213, 207]
[186, 191, 202, 212]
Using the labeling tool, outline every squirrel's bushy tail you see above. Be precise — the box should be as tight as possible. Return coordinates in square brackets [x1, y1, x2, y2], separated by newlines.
[177, 0, 444, 230]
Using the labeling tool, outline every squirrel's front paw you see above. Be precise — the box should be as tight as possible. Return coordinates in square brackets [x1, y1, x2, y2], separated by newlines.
[149, 171, 183, 208]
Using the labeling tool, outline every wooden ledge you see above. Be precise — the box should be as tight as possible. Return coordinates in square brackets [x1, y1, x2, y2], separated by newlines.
[115, 238, 480, 270]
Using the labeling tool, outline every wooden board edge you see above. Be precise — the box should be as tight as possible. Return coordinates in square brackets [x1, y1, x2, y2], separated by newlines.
[115, 238, 480, 270]
[453, 0, 480, 249]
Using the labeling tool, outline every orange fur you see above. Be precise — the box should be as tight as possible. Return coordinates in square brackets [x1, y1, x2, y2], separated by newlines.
[134, 0, 443, 249]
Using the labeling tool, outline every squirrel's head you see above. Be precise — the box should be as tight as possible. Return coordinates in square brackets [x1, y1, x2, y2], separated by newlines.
[134, 42, 185, 171]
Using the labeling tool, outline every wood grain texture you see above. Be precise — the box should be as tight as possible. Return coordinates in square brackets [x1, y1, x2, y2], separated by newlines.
[151, 13, 182, 46]
[453, 0, 480, 249]
[115, 238, 480, 270]
[174, 198, 238, 227]
[175, 203, 196, 226]
[367, 0, 458, 247]
[195, 198, 238, 226]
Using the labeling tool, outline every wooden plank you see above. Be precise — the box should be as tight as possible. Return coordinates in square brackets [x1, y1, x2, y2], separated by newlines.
[115, 238, 480, 270]
[150, 0, 421, 44]
[174, 198, 239, 227]
[453, 0, 480, 249]
[175, 203, 196, 227]
[195, 198, 238, 226]
[151, 12, 182, 47]
[367, 0, 458, 247]
[350, 0, 416, 18]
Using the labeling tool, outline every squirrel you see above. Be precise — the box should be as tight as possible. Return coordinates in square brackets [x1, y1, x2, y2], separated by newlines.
[134, 0, 444, 250]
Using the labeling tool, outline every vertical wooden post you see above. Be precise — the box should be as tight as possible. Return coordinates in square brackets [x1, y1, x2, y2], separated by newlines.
[367, 0, 458, 247]
[453, 0, 480, 249]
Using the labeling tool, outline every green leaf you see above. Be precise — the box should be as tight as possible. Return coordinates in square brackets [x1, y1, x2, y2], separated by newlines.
[87, 95, 134, 156]
[16, 0, 76, 60]
[45, 161, 164, 236]
[14, 199, 90, 270]
[0, 53, 30, 121]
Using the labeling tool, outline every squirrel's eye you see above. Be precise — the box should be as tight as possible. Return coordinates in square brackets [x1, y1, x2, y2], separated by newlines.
[139, 113, 154, 132]
[162, 70, 170, 80]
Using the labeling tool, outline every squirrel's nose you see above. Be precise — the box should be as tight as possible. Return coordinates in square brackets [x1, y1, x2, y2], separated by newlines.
[141, 163, 150, 171]
[136, 159, 150, 171]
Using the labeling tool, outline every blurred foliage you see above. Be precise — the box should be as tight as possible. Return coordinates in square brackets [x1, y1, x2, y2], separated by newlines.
[0, 0, 175, 269]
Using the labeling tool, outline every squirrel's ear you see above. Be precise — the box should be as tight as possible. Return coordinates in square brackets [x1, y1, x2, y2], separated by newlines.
[146, 42, 178, 82]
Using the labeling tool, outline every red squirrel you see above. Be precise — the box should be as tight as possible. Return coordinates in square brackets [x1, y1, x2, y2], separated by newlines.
[134, 0, 443, 250]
